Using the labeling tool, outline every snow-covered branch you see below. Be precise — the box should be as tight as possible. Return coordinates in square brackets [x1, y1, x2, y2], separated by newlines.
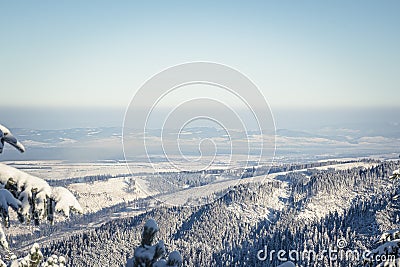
[0, 125, 25, 154]
[390, 169, 400, 179]
[0, 163, 82, 226]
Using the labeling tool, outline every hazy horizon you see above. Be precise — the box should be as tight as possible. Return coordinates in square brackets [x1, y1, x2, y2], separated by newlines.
[1, 106, 399, 131]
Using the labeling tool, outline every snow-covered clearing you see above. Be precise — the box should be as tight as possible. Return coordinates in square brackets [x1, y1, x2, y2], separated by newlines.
[68, 177, 148, 213]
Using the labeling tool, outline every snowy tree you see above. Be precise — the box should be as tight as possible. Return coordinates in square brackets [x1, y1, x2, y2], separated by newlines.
[0, 242, 67, 267]
[40, 253, 67, 267]
[8, 243, 43, 267]
[365, 168, 400, 267]
[124, 177, 137, 193]
[0, 163, 83, 227]
[0, 124, 82, 266]
[126, 218, 182, 267]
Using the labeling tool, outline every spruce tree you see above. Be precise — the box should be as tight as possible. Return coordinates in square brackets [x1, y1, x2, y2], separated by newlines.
[127, 218, 182, 267]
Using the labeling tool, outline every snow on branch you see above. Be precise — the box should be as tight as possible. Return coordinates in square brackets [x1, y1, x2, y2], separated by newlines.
[51, 187, 83, 217]
[0, 163, 82, 226]
[390, 169, 400, 179]
[0, 124, 25, 154]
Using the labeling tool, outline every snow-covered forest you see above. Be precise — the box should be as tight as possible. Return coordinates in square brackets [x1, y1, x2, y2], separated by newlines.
[39, 160, 400, 266]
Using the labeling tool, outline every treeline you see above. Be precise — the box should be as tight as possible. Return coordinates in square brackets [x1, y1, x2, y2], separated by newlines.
[47, 173, 132, 187]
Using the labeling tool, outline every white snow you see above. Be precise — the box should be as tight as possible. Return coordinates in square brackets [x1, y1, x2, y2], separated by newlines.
[0, 124, 25, 153]
[313, 161, 377, 171]
[0, 163, 52, 195]
[0, 189, 21, 213]
[0, 163, 82, 222]
[0, 163, 52, 219]
[134, 246, 156, 263]
[68, 177, 147, 213]
[0, 224, 8, 250]
[167, 251, 183, 265]
[51, 187, 83, 217]
[144, 218, 159, 232]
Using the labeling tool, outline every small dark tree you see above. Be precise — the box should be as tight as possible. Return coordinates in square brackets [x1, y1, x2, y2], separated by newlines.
[127, 218, 182, 267]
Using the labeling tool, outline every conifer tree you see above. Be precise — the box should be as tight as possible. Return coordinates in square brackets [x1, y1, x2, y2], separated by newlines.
[127, 218, 182, 267]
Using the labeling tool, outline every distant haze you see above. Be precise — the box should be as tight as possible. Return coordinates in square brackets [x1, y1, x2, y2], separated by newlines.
[1, 106, 399, 132]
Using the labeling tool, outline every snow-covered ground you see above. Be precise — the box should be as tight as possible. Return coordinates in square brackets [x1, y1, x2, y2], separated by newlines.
[0, 157, 390, 253]
[68, 177, 148, 213]
[2, 161, 132, 180]
[313, 161, 378, 171]
[2, 155, 262, 180]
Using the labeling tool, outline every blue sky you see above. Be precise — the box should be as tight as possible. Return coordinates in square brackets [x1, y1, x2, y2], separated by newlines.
[1, 1, 399, 109]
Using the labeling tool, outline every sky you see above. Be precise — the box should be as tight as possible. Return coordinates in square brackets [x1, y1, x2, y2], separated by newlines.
[0, 1, 399, 111]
